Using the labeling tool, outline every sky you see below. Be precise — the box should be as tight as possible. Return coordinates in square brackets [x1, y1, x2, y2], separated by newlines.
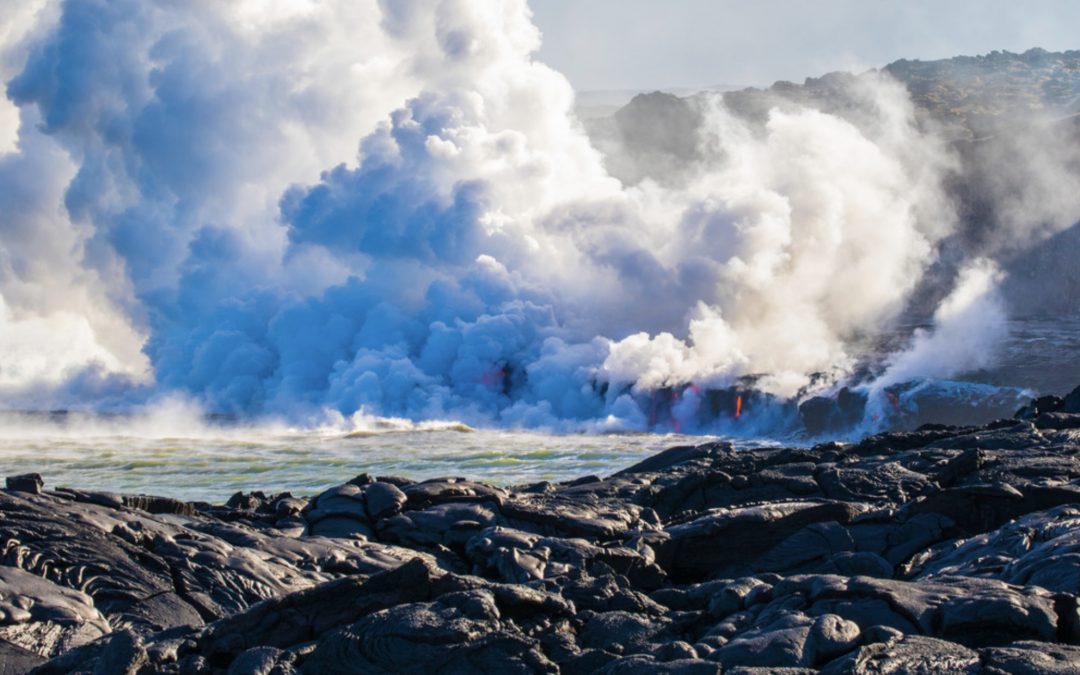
[531, 0, 1080, 91]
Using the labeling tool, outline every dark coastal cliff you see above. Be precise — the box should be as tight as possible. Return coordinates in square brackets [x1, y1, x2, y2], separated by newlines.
[3, 388, 1080, 672]
[587, 48, 1080, 168]
[585, 48, 1080, 322]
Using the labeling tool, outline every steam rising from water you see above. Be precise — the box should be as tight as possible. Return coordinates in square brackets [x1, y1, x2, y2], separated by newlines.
[0, 0, 1076, 433]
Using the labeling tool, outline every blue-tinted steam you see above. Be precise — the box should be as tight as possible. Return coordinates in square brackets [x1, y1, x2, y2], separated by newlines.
[0, 0, 1066, 434]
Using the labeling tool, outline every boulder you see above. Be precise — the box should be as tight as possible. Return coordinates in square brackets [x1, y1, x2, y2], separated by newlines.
[4, 474, 42, 495]
[364, 481, 408, 520]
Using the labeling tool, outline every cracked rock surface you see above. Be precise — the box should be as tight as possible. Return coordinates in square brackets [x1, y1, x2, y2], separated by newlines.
[7, 389, 1080, 672]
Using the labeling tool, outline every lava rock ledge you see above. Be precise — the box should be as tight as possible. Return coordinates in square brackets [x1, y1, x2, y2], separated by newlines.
[6, 388, 1080, 673]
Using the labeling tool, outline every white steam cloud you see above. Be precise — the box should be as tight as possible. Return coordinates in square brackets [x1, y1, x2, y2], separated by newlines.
[872, 259, 1008, 390]
[0, 0, 1074, 431]
[602, 81, 956, 398]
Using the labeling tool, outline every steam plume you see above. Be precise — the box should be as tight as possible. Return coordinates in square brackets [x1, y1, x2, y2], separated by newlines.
[1, 0, 1076, 431]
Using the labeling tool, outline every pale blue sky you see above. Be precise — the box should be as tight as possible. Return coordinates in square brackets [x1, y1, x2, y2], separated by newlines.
[531, 1, 1080, 91]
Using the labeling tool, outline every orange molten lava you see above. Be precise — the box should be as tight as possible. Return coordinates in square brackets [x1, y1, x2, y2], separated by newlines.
[886, 391, 900, 410]
[479, 367, 506, 387]
[735, 394, 743, 419]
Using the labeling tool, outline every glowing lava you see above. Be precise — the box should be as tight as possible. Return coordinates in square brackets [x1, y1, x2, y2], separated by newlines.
[886, 391, 901, 411]
[479, 367, 507, 388]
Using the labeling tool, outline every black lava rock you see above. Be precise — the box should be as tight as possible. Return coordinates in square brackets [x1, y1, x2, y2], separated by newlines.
[6, 472, 43, 494]
[13, 385, 1080, 673]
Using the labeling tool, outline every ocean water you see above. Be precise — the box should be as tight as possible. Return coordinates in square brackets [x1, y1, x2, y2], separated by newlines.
[0, 418, 738, 502]
[0, 316, 1075, 504]
[979, 315, 1080, 394]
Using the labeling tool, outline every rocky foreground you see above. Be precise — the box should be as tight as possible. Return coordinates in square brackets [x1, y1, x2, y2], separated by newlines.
[5, 393, 1080, 673]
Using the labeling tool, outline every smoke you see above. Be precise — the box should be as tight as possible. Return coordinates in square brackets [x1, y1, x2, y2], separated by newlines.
[976, 116, 1080, 250]
[0, 0, 148, 405]
[0, 0, 426, 407]
[871, 259, 1007, 390]
[0, 0, 51, 153]
[602, 79, 957, 399]
[1, 0, 1074, 431]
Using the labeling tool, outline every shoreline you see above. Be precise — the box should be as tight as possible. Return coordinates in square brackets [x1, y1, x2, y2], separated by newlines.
[2, 389, 1080, 672]
[0, 427, 742, 504]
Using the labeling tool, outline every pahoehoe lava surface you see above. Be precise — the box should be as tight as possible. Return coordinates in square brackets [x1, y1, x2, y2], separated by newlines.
[6, 389, 1080, 672]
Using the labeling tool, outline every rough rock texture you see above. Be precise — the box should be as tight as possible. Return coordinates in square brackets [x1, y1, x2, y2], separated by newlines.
[9, 388, 1080, 672]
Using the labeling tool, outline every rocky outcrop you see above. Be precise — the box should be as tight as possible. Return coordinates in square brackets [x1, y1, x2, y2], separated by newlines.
[7, 391, 1080, 672]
